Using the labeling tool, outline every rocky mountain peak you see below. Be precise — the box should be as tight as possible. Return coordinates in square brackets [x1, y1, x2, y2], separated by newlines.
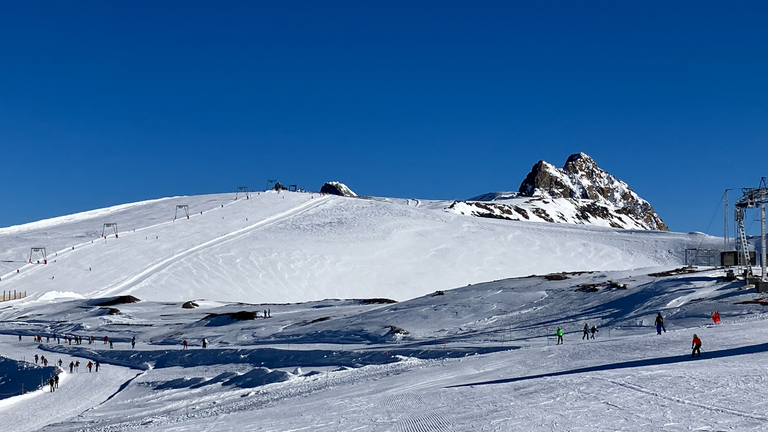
[516, 153, 667, 231]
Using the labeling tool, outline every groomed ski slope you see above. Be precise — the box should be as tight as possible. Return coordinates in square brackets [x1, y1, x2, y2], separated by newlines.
[0, 191, 718, 303]
[1, 267, 767, 431]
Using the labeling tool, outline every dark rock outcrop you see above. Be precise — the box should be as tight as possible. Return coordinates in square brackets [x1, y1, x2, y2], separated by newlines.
[320, 181, 357, 197]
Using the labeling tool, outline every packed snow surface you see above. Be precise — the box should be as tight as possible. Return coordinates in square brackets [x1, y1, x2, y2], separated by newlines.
[0, 190, 762, 431]
[0, 191, 716, 303]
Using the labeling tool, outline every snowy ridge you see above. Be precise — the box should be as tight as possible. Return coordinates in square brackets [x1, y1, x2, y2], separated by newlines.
[0, 190, 714, 303]
[451, 153, 668, 231]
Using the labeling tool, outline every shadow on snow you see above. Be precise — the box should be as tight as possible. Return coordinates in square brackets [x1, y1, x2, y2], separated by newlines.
[448, 342, 768, 388]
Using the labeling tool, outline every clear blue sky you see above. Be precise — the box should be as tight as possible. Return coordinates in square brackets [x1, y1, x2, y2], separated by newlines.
[1, 1, 767, 236]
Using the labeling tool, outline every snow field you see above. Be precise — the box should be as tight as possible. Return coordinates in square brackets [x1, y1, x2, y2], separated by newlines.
[0, 190, 758, 431]
[0, 191, 720, 304]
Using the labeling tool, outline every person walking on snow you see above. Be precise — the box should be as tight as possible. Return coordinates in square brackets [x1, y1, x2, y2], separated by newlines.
[183, 340, 188, 349]
[69, 361, 74, 373]
[582, 323, 590, 340]
[54, 374, 59, 389]
[691, 334, 702, 357]
[131, 336, 136, 349]
[590, 325, 598, 339]
[49, 377, 55, 392]
[556, 327, 564, 345]
[655, 313, 666, 335]
[87, 361, 93, 372]
[95, 360, 100, 372]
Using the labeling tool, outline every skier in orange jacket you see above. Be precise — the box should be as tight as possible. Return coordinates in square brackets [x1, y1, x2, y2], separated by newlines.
[691, 334, 702, 357]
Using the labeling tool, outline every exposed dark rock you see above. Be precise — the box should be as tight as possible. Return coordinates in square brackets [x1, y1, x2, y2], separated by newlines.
[181, 301, 199, 309]
[93, 296, 140, 306]
[359, 298, 397, 305]
[518, 153, 668, 231]
[386, 326, 409, 335]
[320, 181, 357, 197]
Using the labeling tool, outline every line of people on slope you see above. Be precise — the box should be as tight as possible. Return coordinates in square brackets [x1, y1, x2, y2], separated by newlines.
[555, 312, 714, 358]
[554, 324, 598, 345]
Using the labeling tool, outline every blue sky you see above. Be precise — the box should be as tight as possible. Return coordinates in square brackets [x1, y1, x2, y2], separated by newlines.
[1, 1, 767, 235]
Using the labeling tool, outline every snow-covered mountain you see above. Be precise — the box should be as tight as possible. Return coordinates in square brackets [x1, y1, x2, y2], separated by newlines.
[450, 153, 668, 231]
[0, 190, 711, 304]
[1, 189, 766, 432]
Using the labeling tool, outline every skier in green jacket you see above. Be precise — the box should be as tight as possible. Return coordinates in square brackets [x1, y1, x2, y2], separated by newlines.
[556, 327, 564, 345]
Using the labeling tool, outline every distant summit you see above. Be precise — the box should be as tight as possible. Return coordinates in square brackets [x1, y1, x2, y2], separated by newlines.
[450, 153, 668, 231]
[320, 181, 357, 197]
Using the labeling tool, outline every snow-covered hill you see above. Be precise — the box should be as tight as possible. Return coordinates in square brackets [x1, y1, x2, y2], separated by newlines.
[0, 190, 714, 303]
[451, 153, 668, 231]
[1, 190, 767, 432]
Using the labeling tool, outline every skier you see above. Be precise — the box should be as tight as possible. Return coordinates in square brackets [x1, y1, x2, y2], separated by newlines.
[57, 359, 62, 368]
[183, 340, 188, 349]
[264, 310, 267, 318]
[95, 360, 100, 372]
[103, 335, 108, 344]
[34, 354, 38, 365]
[268, 308, 270, 317]
[556, 327, 564, 345]
[87, 361, 93, 372]
[655, 313, 666, 335]
[582, 323, 590, 340]
[18, 335, 21, 341]
[109, 340, 113, 349]
[75, 361, 80, 372]
[69, 361, 74, 373]
[131, 336, 136, 349]
[691, 334, 702, 357]
[54, 374, 59, 389]
[712, 311, 721, 324]
[202, 338, 207, 349]
[590, 325, 598, 339]
[49, 377, 55, 392]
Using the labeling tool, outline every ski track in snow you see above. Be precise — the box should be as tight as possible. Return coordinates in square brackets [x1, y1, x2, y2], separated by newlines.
[95, 196, 329, 298]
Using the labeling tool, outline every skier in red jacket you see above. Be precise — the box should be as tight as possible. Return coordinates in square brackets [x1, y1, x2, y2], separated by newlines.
[691, 334, 702, 357]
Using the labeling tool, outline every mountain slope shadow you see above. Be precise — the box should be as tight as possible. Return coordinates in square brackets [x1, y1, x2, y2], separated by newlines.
[447, 342, 768, 388]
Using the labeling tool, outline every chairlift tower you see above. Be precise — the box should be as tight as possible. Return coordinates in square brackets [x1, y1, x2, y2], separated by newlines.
[734, 177, 768, 285]
[174, 205, 189, 220]
[101, 223, 118, 238]
[235, 186, 249, 200]
[28, 247, 47, 264]
[266, 179, 278, 191]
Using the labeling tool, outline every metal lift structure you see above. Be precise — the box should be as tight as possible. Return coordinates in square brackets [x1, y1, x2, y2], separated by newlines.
[235, 186, 249, 200]
[174, 204, 189, 220]
[101, 223, 118, 238]
[734, 177, 768, 287]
